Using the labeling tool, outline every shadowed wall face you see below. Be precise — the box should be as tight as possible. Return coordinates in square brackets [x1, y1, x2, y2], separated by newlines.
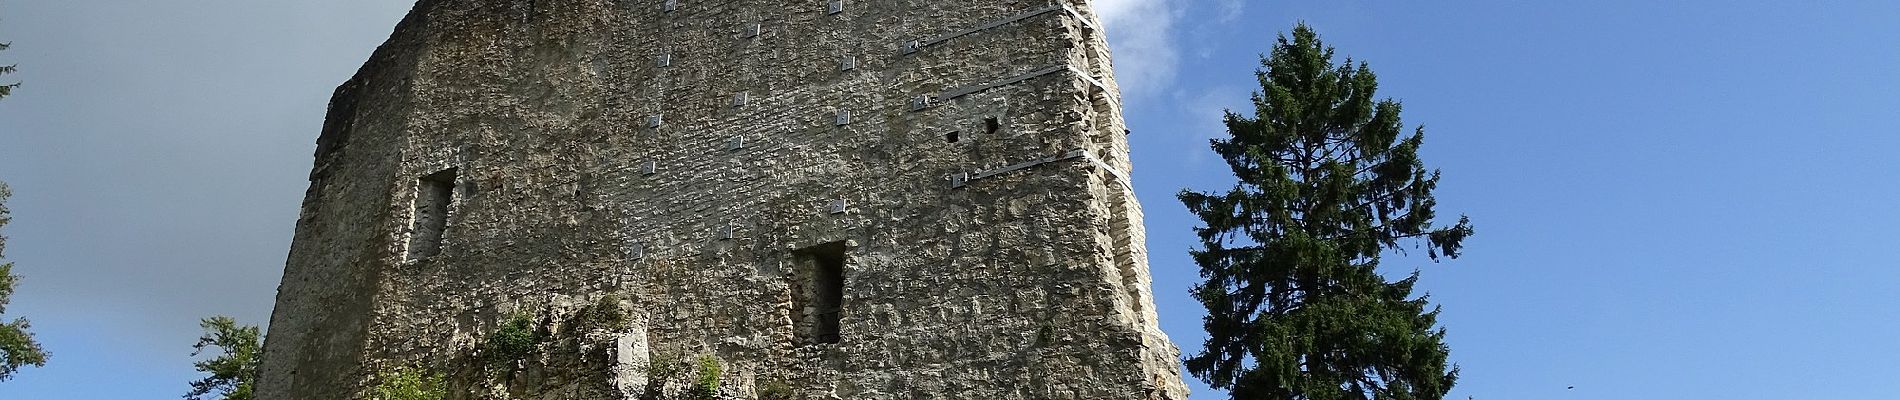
[793, 241, 846, 347]
[257, 0, 1186, 398]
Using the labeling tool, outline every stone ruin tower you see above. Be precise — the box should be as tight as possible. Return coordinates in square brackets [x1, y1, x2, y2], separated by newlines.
[257, 0, 1186, 398]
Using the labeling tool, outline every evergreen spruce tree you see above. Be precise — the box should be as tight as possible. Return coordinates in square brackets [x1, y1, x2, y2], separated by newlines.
[1178, 23, 1474, 400]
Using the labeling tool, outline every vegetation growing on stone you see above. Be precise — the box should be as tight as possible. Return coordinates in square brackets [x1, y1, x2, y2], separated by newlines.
[757, 379, 795, 400]
[639, 352, 683, 400]
[579, 294, 629, 331]
[693, 354, 722, 400]
[369, 366, 446, 400]
[186, 316, 262, 400]
[481, 312, 540, 369]
[647, 352, 682, 381]
[1178, 23, 1474, 399]
[0, 181, 48, 381]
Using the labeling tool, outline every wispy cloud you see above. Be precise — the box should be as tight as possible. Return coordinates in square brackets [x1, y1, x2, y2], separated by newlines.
[1216, 0, 1244, 24]
[1092, 0, 1179, 100]
[1177, 84, 1253, 164]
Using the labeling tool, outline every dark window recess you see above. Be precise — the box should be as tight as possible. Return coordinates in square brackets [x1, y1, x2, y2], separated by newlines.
[792, 242, 846, 345]
[406, 168, 456, 261]
[984, 117, 1000, 134]
[945, 131, 960, 143]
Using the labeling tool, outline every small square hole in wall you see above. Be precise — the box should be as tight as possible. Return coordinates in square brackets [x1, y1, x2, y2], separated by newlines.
[985, 117, 1001, 134]
[945, 131, 960, 143]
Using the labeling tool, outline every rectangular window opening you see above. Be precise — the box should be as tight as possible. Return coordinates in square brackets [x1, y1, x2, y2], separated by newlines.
[406, 168, 457, 262]
[792, 242, 846, 346]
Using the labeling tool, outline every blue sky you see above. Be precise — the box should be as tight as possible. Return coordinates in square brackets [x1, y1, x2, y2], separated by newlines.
[2, 0, 1898, 398]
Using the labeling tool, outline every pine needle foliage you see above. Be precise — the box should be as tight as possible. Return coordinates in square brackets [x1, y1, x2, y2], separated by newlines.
[1178, 23, 1475, 400]
[186, 316, 262, 400]
[0, 181, 49, 381]
[0, 41, 17, 100]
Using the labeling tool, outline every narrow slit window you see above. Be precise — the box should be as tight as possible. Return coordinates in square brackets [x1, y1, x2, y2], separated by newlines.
[792, 242, 846, 345]
[406, 168, 457, 261]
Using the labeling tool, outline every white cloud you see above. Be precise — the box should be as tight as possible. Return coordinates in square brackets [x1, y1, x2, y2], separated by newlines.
[1216, 0, 1244, 24]
[1092, 0, 1180, 100]
[1176, 84, 1253, 164]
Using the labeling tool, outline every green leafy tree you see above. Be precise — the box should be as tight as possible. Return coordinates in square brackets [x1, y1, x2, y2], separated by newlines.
[1178, 23, 1474, 400]
[0, 181, 49, 381]
[186, 316, 261, 400]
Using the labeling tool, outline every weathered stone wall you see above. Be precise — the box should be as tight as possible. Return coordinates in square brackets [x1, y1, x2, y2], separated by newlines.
[258, 0, 1185, 398]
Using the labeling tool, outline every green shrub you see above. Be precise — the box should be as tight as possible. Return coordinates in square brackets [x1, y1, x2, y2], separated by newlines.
[481, 312, 538, 368]
[581, 294, 629, 331]
[646, 352, 682, 380]
[639, 352, 682, 400]
[757, 379, 795, 400]
[693, 354, 722, 400]
[370, 366, 445, 400]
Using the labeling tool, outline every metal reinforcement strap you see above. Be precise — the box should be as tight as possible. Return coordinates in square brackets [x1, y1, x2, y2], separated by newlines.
[941, 65, 1064, 100]
[951, 149, 1130, 189]
[1078, 150, 1131, 188]
[912, 63, 1109, 105]
[1066, 65, 1110, 93]
[904, 3, 1096, 54]
[1059, 3, 1100, 31]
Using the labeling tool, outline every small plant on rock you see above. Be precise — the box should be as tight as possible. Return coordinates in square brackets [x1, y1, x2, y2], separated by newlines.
[693, 354, 722, 400]
[640, 352, 683, 400]
[580, 294, 629, 331]
[369, 366, 446, 400]
[481, 312, 539, 369]
[757, 379, 795, 400]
